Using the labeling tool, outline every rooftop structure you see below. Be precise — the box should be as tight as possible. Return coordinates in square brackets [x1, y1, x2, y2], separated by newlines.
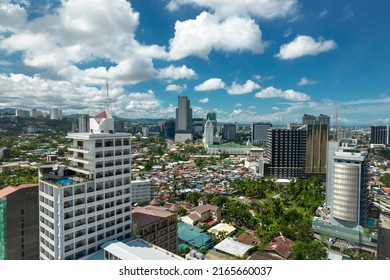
[177, 222, 214, 249]
[82, 238, 183, 260]
[213, 237, 254, 258]
[265, 235, 294, 259]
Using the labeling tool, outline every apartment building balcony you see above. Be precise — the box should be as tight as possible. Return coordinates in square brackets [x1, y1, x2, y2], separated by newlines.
[68, 145, 91, 154]
[68, 155, 90, 165]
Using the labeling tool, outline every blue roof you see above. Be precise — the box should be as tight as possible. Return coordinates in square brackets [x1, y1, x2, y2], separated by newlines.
[178, 222, 214, 249]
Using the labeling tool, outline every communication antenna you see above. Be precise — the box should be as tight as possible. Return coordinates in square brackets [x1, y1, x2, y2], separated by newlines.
[333, 104, 339, 141]
[105, 77, 112, 113]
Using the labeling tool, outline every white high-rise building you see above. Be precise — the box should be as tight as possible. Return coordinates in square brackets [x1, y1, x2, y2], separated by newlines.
[15, 108, 23, 117]
[38, 109, 131, 260]
[327, 146, 368, 230]
[203, 118, 214, 146]
[50, 107, 60, 120]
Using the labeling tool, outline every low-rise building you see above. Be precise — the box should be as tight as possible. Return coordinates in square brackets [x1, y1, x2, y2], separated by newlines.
[181, 204, 221, 226]
[132, 204, 178, 253]
[265, 235, 294, 260]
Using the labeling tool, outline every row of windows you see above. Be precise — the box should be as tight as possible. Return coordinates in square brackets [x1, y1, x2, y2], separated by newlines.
[95, 150, 130, 158]
[39, 183, 54, 196]
[64, 223, 131, 243]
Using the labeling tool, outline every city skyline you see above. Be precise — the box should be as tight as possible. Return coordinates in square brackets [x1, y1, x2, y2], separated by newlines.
[0, 0, 389, 125]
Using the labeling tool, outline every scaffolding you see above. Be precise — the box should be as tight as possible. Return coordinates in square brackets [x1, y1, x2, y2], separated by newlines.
[0, 198, 6, 260]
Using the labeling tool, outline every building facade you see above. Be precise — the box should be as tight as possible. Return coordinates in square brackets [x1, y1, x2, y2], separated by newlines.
[50, 107, 60, 120]
[371, 126, 390, 145]
[266, 128, 307, 179]
[175, 96, 192, 142]
[222, 123, 237, 141]
[132, 205, 178, 253]
[0, 184, 39, 260]
[38, 110, 132, 260]
[251, 122, 272, 146]
[78, 114, 90, 133]
[328, 150, 368, 229]
[131, 180, 154, 205]
[305, 124, 328, 175]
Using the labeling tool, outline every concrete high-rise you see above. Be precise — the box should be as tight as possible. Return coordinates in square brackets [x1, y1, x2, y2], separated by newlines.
[0, 184, 39, 260]
[15, 108, 23, 117]
[302, 114, 330, 126]
[50, 107, 60, 120]
[222, 123, 237, 141]
[327, 148, 368, 229]
[251, 122, 272, 146]
[203, 118, 214, 146]
[266, 128, 307, 179]
[30, 109, 38, 118]
[175, 96, 192, 142]
[370, 126, 389, 145]
[305, 124, 328, 175]
[303, 114, 330, 138]
[78, 114, 90, 133]
[38, 109, 132, 260]
[192, 118, 205, 140]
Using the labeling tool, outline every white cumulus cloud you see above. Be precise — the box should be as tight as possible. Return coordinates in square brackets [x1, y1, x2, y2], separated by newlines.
[168, 12, 264, 60]
[0, 0, 169, 86]
[255, 86, 310, 101]
[227, 80, 260, 95]
[0, 2, 27, 32]
[297, 77, 318, 86]
[158, 65, 197, 80]
[276, 35, 336, 60]
[165, 84, 187, 92]
[195, 78, 226, 91]
[198, 98, 209, 103]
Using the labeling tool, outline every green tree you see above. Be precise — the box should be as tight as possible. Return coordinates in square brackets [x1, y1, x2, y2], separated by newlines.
[177, 206, 188, 216]
[379, 173, 390, 187]
[186, 192, 202, 206]
[291, 240, 327, 260]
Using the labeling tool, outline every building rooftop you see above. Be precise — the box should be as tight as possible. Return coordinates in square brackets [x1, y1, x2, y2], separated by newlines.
[132, 205, 175, 228]
[193, 204, 219, 214]
[207, 223, 236, 236]
[213, 237, 254, 258]
[265, 235, 294, 259]
[178, 222, 213, 249]
[0, 184, 37, 199]
[236, 232, 260, 245]
[82, 239, 183, 260]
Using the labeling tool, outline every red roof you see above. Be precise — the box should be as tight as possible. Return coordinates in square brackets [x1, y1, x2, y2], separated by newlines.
[94, 110, 112, 119]
[0, 184, 38, 198]
[265, 235, 294, 259]
[382, 187, 390, 193]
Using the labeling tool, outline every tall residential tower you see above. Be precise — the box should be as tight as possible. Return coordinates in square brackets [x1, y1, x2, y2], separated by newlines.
[38, 109, 132, 260]
[175, 96, 193, 142]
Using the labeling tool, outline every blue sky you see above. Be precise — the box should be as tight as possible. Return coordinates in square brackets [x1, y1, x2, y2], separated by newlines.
[0, 0, 389, 125]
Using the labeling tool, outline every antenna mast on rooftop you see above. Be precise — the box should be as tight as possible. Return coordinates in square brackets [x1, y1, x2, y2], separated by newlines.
[333, 104, 339, 142]
[105, 77, 112, 113]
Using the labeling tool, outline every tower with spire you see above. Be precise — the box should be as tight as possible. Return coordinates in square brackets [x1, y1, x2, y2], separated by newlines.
[37, 79, 132, 260]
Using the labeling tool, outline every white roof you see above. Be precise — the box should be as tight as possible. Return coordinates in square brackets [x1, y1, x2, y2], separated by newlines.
[213, 237, 254, 257]
[208, 223, 236, 236]
[83, 239, 183, 260]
